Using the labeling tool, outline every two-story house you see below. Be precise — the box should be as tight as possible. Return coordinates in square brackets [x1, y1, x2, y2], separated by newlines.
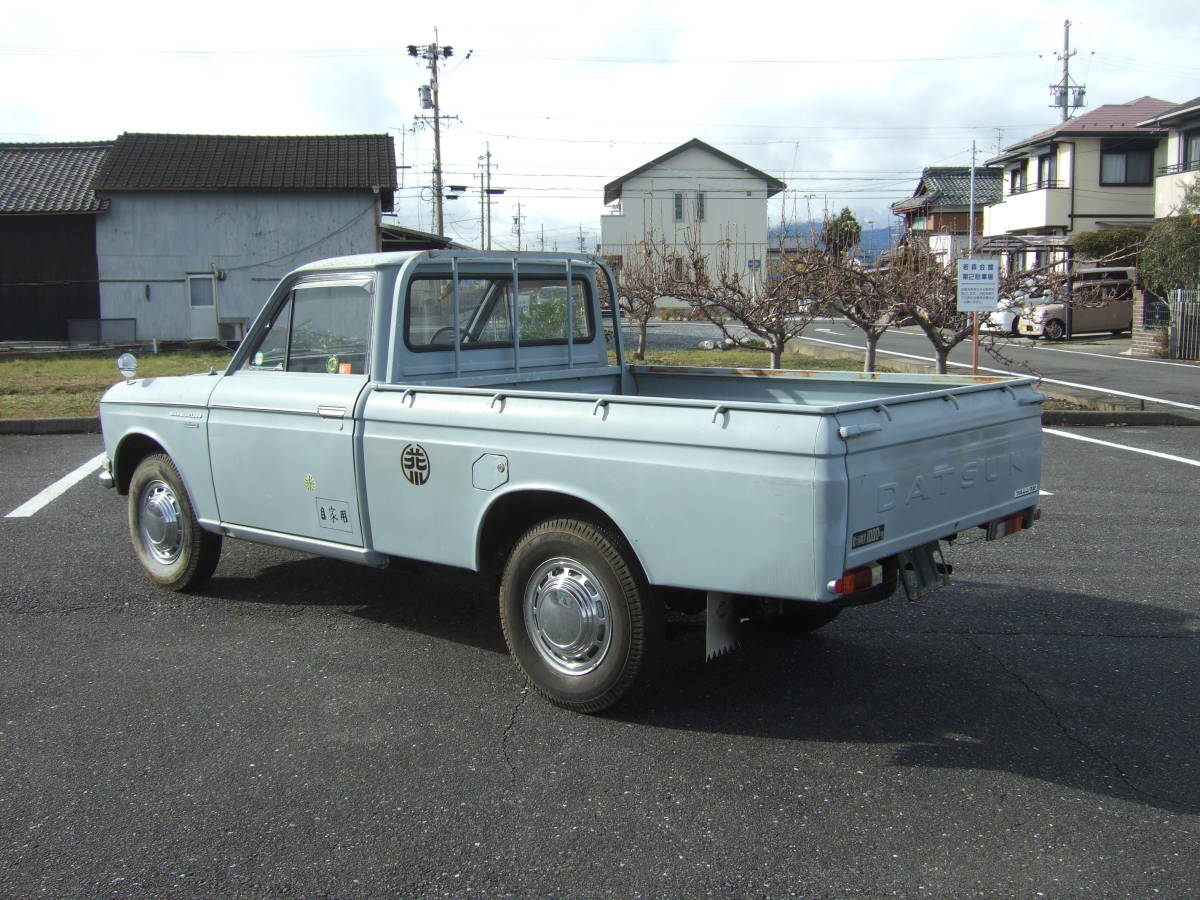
[982, 97, 1175, 269]
[600, 139, 785, 288]
[1137, 95, 1200, 217]
[891, 166, 1002, 265]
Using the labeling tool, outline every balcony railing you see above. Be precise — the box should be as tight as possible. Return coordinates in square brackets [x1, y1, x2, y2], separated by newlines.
[1006, 180, 1067, 196]
[1157, 160, 1200, 177]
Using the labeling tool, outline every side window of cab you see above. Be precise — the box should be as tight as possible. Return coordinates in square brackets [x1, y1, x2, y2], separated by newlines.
[242, 277, 373, 375]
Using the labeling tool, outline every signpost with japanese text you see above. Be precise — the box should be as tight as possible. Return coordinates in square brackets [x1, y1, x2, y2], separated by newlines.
[957, 259, 999, 375]
[957, 259, 999, 312]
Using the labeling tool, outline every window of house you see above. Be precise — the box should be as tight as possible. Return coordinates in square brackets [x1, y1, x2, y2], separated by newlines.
[242, 278, 373, 375]
[188, 275, 215, 310]
[1100, 140, 1154, 186]
[673, 192, 684, 222]
[1184, 130, 1200, 171]
[1036, 152, 1057, 188]
[671, 257, 684, 281]
[1009, 166, 1027, 194]
[405, 275, 593, 351]
[696, 192, 706, 222]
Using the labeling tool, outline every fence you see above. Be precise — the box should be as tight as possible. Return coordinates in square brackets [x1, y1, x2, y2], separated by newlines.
[67, 318, 137, 347]
[1169, 290, 1200, 361]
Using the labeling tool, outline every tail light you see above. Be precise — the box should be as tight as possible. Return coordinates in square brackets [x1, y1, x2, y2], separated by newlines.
[986, 507, 1040, 541]
[828, 563, 883, 595]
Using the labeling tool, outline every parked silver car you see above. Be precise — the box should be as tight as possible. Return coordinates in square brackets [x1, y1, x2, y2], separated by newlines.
[1017, 268, 1134, 340]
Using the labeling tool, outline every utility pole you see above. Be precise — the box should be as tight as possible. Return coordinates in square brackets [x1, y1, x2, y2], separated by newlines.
[478, 144, 504, 250]
[1050, 20, 1086, 122]
[408, 34, 457, 236]
[512, 201, 525, 251]
[969, 140, 979, 375]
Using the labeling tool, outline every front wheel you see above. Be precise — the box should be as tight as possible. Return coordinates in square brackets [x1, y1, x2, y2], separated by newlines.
[1043, 319, 1066, 341]
[128, 453, 222, 591]
[499, 518, 663, 713]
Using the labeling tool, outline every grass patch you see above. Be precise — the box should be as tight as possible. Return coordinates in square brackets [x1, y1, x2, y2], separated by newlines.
[0, 350, 233, 419]
[1, 345, 873, 420]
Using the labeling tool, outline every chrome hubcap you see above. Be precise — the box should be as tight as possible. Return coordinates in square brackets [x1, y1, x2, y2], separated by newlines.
[524, 557, 612, 676]
[139, 479, 183, 565]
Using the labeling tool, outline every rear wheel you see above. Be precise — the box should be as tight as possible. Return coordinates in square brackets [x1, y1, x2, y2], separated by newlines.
[499, 517, 662, 713]
[128, 453, 222, 591]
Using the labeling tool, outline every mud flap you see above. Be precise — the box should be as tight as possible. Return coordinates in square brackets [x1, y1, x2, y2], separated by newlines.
[896, 541, 950, 601]
[705, 591, 740, 660]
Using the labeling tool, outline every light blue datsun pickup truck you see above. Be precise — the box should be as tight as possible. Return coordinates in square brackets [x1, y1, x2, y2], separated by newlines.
[99, 251, 1043, 712]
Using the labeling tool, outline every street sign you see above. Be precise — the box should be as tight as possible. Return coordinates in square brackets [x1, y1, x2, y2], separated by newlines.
[957, 259, 999, 312]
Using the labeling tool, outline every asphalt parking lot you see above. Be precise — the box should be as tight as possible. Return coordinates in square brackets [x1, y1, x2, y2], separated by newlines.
[2, 429, 1198, 897]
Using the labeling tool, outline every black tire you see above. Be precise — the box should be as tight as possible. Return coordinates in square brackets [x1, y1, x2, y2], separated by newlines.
[499, 517, 663, 714]
[748, 598, 842, 634]
[1043, 319, 1066, 341]
[128, 453, 222, 591]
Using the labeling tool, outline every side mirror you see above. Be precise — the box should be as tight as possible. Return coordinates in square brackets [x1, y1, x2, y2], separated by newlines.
[117, 353, 138, 382]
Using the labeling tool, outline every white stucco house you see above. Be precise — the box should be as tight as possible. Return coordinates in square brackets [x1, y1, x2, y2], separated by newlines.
[599, 139, 786, 289]
[1137, 95, 1200, 218]
[981, 97, 1174, 270]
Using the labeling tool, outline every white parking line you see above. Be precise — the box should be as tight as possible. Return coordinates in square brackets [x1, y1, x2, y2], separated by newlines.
[1043, 429, 1200, 468]
[5, 453, 106, 519]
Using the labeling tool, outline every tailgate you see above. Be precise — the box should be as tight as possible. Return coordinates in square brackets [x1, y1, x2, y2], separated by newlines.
[835, 383, 1043, 569]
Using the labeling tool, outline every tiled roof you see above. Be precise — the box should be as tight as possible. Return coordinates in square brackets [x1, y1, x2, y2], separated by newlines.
[891, 166, 1002, 212]
[1137, 95, 1200, 127]
[988, 97, 1175, 163]
[604, 138, 786, 205]
[0, 142, 112, 214]
[93, 133, 397, 209]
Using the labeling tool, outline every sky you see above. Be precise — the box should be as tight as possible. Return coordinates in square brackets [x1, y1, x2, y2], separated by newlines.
[4, 0, 1198, 252]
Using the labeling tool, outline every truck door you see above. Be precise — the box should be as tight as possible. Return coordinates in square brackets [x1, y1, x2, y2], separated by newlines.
[207, 274, 373, 545]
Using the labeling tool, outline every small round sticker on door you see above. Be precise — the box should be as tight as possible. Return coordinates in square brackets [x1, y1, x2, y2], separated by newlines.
[401, 444, 431, 486]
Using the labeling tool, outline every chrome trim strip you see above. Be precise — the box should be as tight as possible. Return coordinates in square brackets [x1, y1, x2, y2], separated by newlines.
[209, 403, 323, 417]
[219, 523, 388, 568]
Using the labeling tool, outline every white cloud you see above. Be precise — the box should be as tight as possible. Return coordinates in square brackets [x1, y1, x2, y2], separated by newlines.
[5, 0, 1198, 248]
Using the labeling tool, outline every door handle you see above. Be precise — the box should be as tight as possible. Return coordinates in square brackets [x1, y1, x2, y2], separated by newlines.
[317, 406, 346, 419]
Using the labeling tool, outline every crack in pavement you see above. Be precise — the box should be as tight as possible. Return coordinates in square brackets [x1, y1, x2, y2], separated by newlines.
[967, 634, 1177, 807]
[500, 682, 529, 784]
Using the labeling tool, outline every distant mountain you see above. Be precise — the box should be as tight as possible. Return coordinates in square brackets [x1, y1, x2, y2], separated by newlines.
[770, 222, 897, 261]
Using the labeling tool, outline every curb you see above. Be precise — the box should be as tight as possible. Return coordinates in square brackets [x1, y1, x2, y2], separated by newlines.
[0, 417, 101, 435]
[1040, 409, 1200, 427]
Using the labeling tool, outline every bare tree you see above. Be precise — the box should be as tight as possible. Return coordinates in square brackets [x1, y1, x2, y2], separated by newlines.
[615, 230, 676, 360]
[672, 228, 816, 369]
[817, 256, 896, 374]
[898, 251, 1070, 373]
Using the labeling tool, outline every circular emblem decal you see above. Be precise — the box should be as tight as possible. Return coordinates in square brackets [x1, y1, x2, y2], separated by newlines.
[401, 443, 431, 486]
[325, 355, 340, 374]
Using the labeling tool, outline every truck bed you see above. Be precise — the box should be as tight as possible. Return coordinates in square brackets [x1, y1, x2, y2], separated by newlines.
[365, 363, 1043, 602]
